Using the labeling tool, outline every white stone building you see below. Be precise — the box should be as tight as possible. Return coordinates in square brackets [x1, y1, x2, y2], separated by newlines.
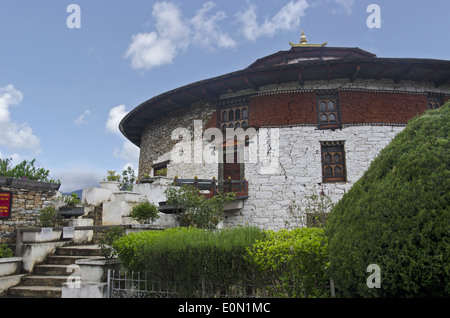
[119, 34, 450, 229]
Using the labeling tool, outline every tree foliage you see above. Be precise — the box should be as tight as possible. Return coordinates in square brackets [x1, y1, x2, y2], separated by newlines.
[326, 103, 450, 297]
[0, 158, 59, 183]
[165, 185, 236, 230]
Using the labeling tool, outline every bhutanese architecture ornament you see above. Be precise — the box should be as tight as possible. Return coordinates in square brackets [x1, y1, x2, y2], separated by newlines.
[120, 31, 450, 229]
[289, 30, 328, 47]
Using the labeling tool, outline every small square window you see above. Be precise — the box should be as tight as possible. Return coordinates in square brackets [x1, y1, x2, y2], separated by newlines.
[427, 93, 444, 110]
[317, 92, 341, 129]
[152, 160, 169, 176]
[321, 141, 346, 183]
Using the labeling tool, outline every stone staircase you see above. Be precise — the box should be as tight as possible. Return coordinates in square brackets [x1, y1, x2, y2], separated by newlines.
[6, 245, 103, 298]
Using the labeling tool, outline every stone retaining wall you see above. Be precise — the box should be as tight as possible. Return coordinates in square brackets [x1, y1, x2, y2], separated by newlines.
[0, 181, 61, 244]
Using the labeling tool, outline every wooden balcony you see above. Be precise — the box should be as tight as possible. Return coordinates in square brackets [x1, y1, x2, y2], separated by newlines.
[173, 177, 249, 199]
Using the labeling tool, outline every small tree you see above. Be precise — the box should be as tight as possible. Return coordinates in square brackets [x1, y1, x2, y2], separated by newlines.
[37, 207, 58, 227]
[105, 170, 121, 182]
[131, 200, 160, 224]
[165, 185, 236, 230]
[120, 166, 136, 191]
[99, 227, 126, 260]
[285, 190, 335, 229]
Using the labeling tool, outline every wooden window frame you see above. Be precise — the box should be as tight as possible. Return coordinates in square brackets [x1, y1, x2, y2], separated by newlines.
[321, 141, 346, 183]
[316, 92, 341, 130]
[219, 103, 249, 132]
[427, 95, 443, 110]
[152, 160, 170, 177]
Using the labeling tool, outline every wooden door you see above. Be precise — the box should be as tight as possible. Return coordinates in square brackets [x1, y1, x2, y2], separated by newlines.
[223, 151, 241, 180]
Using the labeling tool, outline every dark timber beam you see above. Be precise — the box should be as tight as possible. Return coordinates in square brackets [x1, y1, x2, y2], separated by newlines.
[435, 75, 450, 88]
[394, 68, 413, 83]
[298, 72, 304, 86]
[244, 77, 259, 91]
[419, 67, 440, 82]
[167, 97, 184, 108]
[350, 65, 361, 83]
[376, 66, 389, 80]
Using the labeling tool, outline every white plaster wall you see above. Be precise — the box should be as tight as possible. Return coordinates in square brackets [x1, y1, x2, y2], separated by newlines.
[223, 125, 405, 230]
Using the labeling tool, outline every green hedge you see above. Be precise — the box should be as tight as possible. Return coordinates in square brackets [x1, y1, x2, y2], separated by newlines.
[113, 226, 330, 298]
[247, 227, 329, 297]
[326, 103, 450, 297]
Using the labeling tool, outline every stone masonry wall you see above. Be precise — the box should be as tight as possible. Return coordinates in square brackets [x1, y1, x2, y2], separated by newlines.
[0, 185, 60, 244]
[139, 101, 217, 179]
[223, 125, 405, 229]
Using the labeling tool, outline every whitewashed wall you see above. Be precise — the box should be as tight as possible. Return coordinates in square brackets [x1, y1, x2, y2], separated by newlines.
[223, 125, 405, 229]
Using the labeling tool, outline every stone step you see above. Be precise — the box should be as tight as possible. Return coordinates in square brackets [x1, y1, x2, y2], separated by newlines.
[21, 275, 69, 287]
[46, 255, 102, 265]
[8, 286, 62, 298]
[34, 264, 73, 276]
[56, 245, 103, 257]
[6, 244, 103, 298]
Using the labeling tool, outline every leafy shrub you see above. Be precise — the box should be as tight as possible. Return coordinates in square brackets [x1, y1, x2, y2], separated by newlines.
[62, 193, 80, 207]
[165, 185, 236, 230]
[105, 170, 121, 182]
[130, 200, 160, 224]
[246, 227, 329, 297]
[326, 103, 450, 298]
[286, 191, 335, 229]
[114, 227, 264, 297]
[0, 244, 13, 258]
[37, 207, 58, 227]
[99, 226, 126, 259]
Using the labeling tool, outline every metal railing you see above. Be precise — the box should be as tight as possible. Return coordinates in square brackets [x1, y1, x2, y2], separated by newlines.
[107, 269, 333, 298]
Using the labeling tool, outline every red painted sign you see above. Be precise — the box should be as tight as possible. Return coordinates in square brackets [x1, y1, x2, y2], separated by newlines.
[0, 192, 12, 219]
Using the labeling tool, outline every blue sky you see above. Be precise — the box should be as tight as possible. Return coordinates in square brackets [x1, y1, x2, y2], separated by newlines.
[0, 0, 449, 193]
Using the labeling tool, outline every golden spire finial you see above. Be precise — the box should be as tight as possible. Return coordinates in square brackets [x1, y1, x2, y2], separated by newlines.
[290, 30, 328, 48]
[300, 30, 307, 44]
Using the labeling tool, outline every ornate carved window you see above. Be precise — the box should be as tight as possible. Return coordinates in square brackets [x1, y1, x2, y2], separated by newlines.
[317, 92, 341, 129]
[219, 98, 250, 131]
[321, 141, 346, 183]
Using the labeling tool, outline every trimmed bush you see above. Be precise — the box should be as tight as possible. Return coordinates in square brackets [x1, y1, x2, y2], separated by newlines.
[114, 227, 264, 297]
[114, 226, 331, 297]
[246, 227, 329, 297]
[326, 103, 450, 297]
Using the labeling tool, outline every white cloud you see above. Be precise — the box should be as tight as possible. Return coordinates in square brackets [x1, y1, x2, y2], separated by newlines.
[113, 141, 140, 163]
[54, 168, 104, 193]
[106, 105, 128, 135]
[124, 2, 190, 70]
[124, 1, 236, 70]
[0, 85, 41, 154]
[333, 0, 355, 15]
[105, 104, 140, 167]
[74, 110, 91, 125]
[236, 0, 309, 41]
[191, 2, 236, 50]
